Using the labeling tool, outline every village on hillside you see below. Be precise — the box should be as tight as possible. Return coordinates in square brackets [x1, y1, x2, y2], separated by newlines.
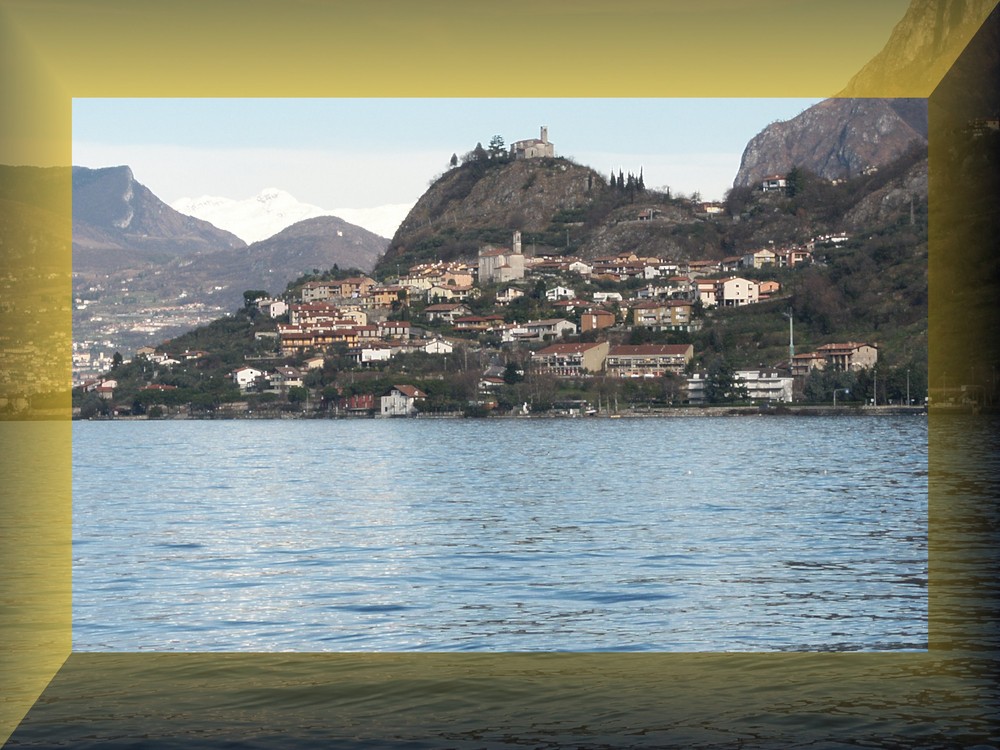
[74, 208, 921, 419]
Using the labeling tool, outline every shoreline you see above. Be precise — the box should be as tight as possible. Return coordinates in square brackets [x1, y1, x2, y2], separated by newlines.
[66, 404, 939, 421]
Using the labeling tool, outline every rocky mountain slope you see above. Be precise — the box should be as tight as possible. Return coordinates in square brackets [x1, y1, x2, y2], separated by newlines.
[156, 216, 387, 306]
[732, 98, 927, 189]
[73, 166, 246, 272]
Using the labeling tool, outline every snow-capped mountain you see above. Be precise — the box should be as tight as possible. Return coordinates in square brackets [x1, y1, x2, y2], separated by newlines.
[171, 188, 412, 243]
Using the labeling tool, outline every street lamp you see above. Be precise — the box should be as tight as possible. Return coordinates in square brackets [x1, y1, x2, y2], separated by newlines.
[833, 388, 850, 408]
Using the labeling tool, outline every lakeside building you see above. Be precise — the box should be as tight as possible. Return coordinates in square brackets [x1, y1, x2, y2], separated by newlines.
[531, 341, 610, 377]
[735, 369, 795, 402]
[605, 344, 693, 378]
[380, 385, 426, 416]
[792, 342, 879, 375]
[815, 342, 879, 371]
[686, 369, 794, 404]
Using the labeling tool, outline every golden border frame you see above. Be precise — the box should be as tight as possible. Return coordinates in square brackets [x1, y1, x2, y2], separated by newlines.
[2, 0, 998, 745]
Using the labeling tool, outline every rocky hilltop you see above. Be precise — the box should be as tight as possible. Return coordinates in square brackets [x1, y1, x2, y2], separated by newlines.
[732, 98, 927, 189]
[380, 155, 731, 274]
[384, 157, 608, 265]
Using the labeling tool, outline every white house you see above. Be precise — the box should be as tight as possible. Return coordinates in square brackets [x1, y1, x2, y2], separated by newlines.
[423, 338, 455, 355]
[256, 297, 288, 318]
[380, 385, 426, 416]
[546, 285, 576, 301]
[523, 318, 577, 341]
[717, 277, 759, 307]
[359, 342, 394, 365]
[734, 369, 794, 402]
[231, 366, 264, 392]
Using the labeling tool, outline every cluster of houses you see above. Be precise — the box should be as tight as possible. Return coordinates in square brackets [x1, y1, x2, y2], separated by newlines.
[240, 228, 837, 376]
[223, 228, 869, 408]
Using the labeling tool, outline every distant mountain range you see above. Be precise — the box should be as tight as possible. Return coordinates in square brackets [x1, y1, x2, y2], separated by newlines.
[171, 188, 412, 244]
[72, 166, 389, 309]
[69, 165, 391, 356]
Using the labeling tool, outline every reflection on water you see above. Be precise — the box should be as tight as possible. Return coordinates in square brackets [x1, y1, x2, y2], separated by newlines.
[72, 417, 928, 653]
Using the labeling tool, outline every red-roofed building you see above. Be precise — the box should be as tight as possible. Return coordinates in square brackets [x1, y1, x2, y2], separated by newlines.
[581, 307, 617, 333]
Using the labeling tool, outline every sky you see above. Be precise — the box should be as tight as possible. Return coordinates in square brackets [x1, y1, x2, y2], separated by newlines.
[72, 98, 824, 212]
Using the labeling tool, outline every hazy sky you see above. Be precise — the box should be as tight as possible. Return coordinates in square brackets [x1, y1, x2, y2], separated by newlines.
[72, 98, 824, 209]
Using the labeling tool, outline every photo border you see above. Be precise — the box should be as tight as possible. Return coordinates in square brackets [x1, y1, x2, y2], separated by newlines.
[2, 1, 998, 745]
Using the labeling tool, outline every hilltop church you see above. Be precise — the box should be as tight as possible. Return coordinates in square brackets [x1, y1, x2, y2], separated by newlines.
[510, 126, 554, 160]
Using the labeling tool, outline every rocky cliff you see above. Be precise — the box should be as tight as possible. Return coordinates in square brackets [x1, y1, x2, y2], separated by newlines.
[72, 166, 246, 271]
[732, 98, 927, 189]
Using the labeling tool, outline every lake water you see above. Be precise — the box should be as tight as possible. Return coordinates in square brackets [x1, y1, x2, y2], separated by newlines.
[72, 415, 929, 653]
